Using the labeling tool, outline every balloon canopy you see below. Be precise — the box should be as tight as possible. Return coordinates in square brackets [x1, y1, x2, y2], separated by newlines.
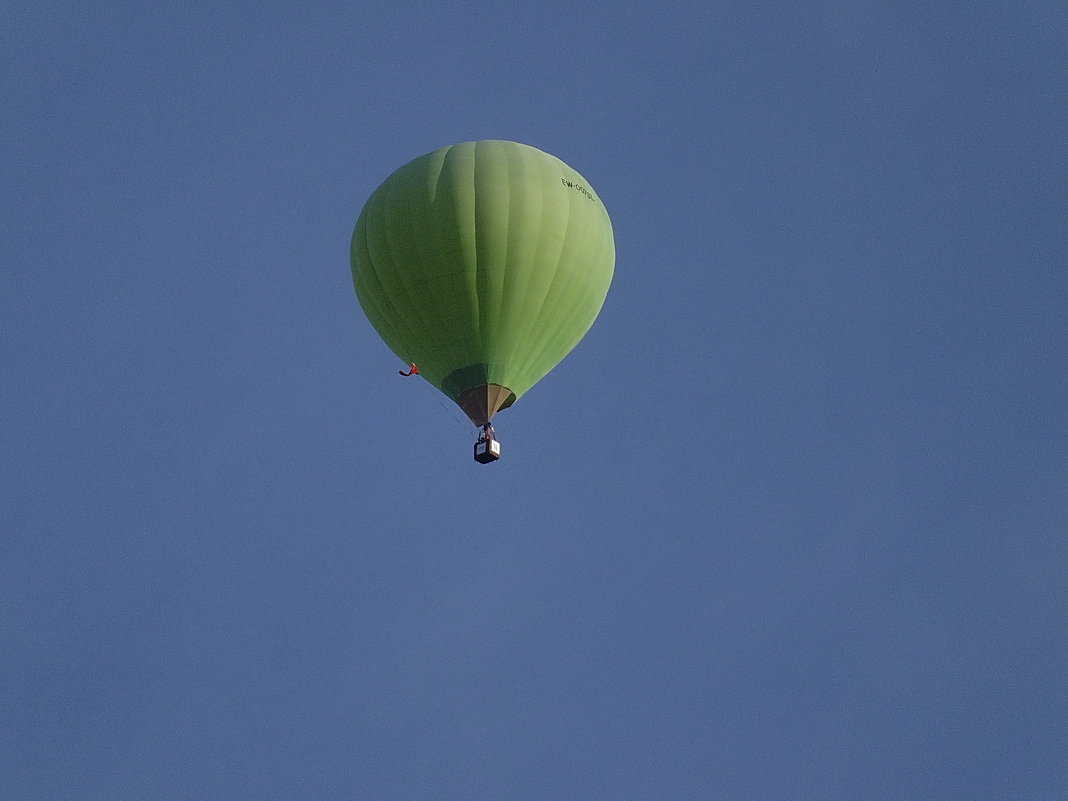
[351, 140, 615, 426]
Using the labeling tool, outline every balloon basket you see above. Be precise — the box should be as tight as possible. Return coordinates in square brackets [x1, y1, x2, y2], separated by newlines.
[474, 438, 501, 464]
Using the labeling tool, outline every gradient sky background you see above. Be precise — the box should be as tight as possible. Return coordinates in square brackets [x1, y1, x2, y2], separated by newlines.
[3, 2, 1066, 799]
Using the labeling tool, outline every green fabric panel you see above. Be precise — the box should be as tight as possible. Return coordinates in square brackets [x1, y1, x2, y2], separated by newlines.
[440, 363, 490, 399]
[351, 140, 615, 404]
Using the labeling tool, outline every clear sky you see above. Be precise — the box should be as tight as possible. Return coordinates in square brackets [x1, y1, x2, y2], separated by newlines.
[3, 2, 1066, 799]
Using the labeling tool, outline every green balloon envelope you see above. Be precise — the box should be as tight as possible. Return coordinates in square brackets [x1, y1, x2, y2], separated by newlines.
[351, 140, 615, 425]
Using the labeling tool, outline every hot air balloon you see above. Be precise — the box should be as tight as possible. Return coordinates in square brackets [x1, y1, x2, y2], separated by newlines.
[350, 140, 615, 462]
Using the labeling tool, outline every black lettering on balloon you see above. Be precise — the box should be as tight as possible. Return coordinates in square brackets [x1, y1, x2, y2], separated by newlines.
[560, 177, 597, 202]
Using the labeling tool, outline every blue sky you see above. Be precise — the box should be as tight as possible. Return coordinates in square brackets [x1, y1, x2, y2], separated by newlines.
[3, 2, 1066, 799]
